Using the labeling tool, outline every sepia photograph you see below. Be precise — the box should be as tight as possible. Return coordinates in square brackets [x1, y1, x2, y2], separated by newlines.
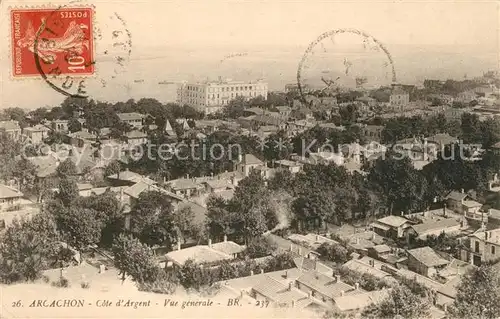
[0, 0, 499, 318]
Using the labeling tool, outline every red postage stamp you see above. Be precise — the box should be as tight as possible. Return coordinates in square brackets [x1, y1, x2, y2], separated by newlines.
[11, 7, 95, 78]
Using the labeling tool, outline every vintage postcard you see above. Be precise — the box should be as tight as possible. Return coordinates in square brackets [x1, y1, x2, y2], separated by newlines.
[0, 0, 499, 318]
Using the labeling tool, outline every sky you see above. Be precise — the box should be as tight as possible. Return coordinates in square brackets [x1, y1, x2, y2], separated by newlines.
[0, 0, 499, 109]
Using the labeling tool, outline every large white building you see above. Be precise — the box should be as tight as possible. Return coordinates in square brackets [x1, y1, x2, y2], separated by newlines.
[177, 79, 268, 114]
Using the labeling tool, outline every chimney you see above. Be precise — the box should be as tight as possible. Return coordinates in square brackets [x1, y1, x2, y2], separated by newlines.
[223, 234, 227, 242]
[120, 187, 124, 202]
[288, 282, 293, 291]
[177, 240, 181, 251]
[371, 232, 376, 240]
[316, 235, 319, 241]
[400, 211, 404, 216]
[335, 275, 340, 283]
[284, 270, 288, 279]
[238, 153, 243, 163]
[340, 290, 345, 296]
[355, 238, 360, 245]
[298, 248, 302, 255]
[461, 188, 464, 194]
[290, 243, 293, 252]
[260, 269, 264, 274]
[354, 282, 359, 290]
[443, 203, 447, 217]
[208, 239, 212, 248]
[186, 173, 190, 179]
[250, 270, 254, 276]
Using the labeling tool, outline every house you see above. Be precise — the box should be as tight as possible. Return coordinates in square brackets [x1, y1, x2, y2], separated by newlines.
[117, 112, 145, 129]
[165, 237, 245, 267]
[23, 124, 50, 144]
[52, 119, 69, 132]
[165, 176, 206, 198]
[406, 218, 462, 241]
[445, 190, 482, 216]
[357, 124, 384, 143]
[367, 244, 392, 259]
[106, 169, 156, 187]
[389, 85, 409, 109]
[435, 276, 461, 311]
[295, 270, 361, 308]
[456, 90, 478, 104]
[0, 120, 22, 141]
[342, 257, 397, 283]
[371, 215, 414, 239]
[275, 106, 292, 117]
[234, 154, 266, 178]
[406, 246, 450, 277]
[333, 289, 391, 314]
[465, 227, 500, 266]
[123, 130, 148, 146]
[274, 160, 303, 174]
[68, 129, 97, 147]
[250, 276, 314, 309]
[0, 184, 23, 211]
[204, 179, 234, 193]
[344, 231, 385, 254]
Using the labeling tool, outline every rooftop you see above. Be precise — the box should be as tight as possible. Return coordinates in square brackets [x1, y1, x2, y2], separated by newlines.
[117, 112, 145, 121]
[375, 215, 411, 228]
[445, 191, 468, 202]
[166, 245, 233, 266]
[252, 277, 309, 305]
[334, 289, 391, 312]
[407, 246, 449, 268]
[125, 130, 147, 139]
[0, 184, 23, 199]
[342, 258, 394, 280]
[410, 218, 461, 236]
[240, 154, 263, 166]
[211, 241, 246, 255]
[0, 120, 20, 131]
[296, 270, 356, 298]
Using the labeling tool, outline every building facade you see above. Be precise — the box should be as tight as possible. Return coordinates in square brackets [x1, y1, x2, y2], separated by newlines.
[177, 80, 268, 114]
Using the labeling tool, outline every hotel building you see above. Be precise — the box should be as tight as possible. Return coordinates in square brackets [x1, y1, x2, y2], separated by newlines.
[177, 79, 268, 114]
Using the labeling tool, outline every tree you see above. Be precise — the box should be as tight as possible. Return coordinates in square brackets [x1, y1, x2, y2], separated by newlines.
[363, 285, 431, 319]
[78, 190, 125, 246]
[316, 243, 351, 264]
[104, 160, 122, 178]
[56, 177, 79, 206]
[452, 263, 500, 319]
[112, 234, 160, 283]
[56, 158, 78, 177]
[129, 190, 176, 247]
[56, 207, 104, 253]
[67, 118, 82, 133]
[0, 214, 60, 283]
[243, 236, 277, 258]
[172, 205, 206, 244]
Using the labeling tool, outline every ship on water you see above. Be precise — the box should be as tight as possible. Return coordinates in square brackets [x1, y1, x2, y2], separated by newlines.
[158, 80, 175, 84]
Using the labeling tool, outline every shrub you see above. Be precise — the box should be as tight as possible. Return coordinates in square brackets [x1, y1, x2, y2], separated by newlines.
[51, 276, 70, 288]
[80, 281, 90, 289]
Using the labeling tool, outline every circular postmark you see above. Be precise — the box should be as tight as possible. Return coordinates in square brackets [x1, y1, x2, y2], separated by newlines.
[28, 3, 132, 98]
[297, 28, 397, 103]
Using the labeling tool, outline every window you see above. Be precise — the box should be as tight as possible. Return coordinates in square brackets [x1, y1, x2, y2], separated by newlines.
[0, 219, 5, 229]
[492, 246, 496, 255]
[475, 241, 480, 253]
[231, 87, 234, 91]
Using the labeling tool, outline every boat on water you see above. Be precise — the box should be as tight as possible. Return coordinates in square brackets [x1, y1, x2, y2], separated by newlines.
[134, 79, 144, 83]
[158, 81, 174, 84]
